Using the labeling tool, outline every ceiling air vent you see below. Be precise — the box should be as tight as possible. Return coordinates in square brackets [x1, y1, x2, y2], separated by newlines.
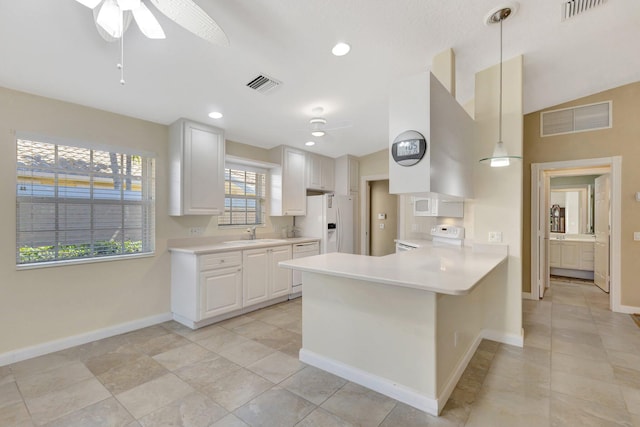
[245, 74, 282, 94]
[541, 101, 612, 137]
[562, 0, 608, 21]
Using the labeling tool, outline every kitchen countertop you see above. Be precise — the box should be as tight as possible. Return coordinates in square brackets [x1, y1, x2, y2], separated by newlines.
[280, 242, 507, 296]
[168, 237, 320, 255]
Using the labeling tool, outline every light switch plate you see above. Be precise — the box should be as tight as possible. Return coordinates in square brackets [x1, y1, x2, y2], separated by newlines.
[634, 232, 640, 241]
[488, 231, 502, 243]
[377, 213, 387, 220]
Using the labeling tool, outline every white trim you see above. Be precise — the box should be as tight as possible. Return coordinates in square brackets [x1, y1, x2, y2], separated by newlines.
[359, 174, 390, 255]
[300, 348, 439, 416]
[482, 328, 524, 348]
[300, 327, 523, 417]
[614, 304, 640, 315]
[530, 157, 623, 313]
[225, 154, 279, 171]
[522, 291, 535, 300]
[0, 312, 172, 367]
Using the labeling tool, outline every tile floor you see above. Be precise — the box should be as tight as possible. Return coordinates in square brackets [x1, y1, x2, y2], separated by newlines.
[1, 279, 639, 426]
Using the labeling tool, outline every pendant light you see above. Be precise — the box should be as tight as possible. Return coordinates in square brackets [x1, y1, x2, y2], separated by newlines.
[479, 5, 521, 167]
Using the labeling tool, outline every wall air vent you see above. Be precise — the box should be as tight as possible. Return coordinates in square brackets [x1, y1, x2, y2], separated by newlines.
[561, 0, 608, 21]
[245, 74, 282, 94]
[541, 101, 612, 137]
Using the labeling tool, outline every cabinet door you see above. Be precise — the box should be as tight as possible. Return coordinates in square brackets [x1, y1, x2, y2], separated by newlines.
[560, 242, 580, 269]
[306, 153, 323, 190]
[322, 156, 335, 191]
[243, 249, 269, 306]
[269, 245, 292, 298]
[549, 241, 561, 268]
[200, 266, 242, 319]
[283, 148, 306, 215]
[579, 242, 594, 270]
[182, 121, 225, 215]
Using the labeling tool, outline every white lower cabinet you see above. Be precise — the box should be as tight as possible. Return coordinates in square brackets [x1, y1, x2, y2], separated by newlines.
[200, 266, 242, 319]
[243, 245, 292, 306]
[171, 244, 293, 329]
[549, 240, 594, 271]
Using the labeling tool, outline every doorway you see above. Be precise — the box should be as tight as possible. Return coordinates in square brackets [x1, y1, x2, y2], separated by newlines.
[360, 174, 398, 256]
[531, 157, 622, 311]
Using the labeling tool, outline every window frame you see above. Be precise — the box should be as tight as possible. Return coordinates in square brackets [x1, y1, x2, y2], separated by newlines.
[219, 162, 267, 228]
[15, 133, 156, 269]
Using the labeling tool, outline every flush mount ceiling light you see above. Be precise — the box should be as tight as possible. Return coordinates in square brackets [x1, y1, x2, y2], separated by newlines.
[331, 42, 351, 56]
[479, 4, 522, 168]
[305, 141, 316, 146]
[310, 117, 327, 137]
[208, 111, 223, 119]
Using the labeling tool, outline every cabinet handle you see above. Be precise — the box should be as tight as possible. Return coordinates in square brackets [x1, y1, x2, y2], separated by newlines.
[220, 259, 225, 263]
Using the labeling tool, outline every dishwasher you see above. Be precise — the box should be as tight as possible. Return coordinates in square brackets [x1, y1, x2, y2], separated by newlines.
[290, 241, 320, 299]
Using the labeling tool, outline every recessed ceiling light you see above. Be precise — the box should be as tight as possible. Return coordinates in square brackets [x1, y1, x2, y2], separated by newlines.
[332, 42, 351, 56]
[305, 141, 316, 146]
[208, 111, 223, 119]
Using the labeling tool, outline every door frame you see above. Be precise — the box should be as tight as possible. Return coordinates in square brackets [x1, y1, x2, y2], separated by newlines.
[530, 156, 622, 311]
[360, 174, 389, 255]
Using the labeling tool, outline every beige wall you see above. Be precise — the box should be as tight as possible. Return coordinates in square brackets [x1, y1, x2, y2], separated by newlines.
[359, 149, 388, 177]
[467, 56, 523, 339]
[523, 81, 640, 307]
[369, 180, 397, 256]
[0, 87, 291, 359]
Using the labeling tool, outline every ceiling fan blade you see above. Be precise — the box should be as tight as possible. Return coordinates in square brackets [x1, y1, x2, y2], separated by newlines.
[148, 0, 229, 47]
[96, 0, 123, 38]
[325, 120, 353, 131]
[132, 2, 165, 39]
[74, 0, 102, 8]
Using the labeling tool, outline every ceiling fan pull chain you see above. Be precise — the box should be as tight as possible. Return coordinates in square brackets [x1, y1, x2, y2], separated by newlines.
[117, 10, 125, 85]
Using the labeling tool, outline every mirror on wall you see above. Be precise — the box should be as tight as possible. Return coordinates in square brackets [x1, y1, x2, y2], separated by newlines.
[550, 175, 598, 234]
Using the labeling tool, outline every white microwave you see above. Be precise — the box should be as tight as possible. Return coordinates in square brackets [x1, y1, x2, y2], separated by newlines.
[412, 197, 463, 218]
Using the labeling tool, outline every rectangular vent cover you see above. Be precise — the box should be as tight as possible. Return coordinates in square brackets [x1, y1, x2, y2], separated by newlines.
[562, 0, 608, 21]
[541, 101, 611, 137]
[246, 74, 282, 94]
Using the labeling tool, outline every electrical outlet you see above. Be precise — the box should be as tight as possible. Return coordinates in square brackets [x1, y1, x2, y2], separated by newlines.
[379, 223, 385, 229]
[488, 231, 502, 243]
[189, 227, 204, 236]
[634, 232, 640, 241]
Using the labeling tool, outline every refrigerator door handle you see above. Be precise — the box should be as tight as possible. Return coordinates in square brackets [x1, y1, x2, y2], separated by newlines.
[337, 208, 341, 252]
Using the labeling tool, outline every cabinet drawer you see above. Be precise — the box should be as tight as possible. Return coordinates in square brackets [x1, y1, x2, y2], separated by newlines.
[199, 252, 241, 270]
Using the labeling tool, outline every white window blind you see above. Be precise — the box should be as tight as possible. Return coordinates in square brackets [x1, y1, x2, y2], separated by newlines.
[219, 163, 266, 226]
[16, 136, 155, 265]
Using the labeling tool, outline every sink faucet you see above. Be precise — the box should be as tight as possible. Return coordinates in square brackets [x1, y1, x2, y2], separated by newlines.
[247, 226, 257, 240]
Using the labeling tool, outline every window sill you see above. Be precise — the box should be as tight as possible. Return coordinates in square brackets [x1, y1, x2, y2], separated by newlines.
[16, 252, 156, 270]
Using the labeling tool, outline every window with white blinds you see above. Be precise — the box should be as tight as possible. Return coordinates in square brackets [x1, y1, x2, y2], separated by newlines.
[16, 135, 155, 266]
[218, 164, 266, 226]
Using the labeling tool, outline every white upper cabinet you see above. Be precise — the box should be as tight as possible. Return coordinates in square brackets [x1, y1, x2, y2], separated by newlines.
[334, 155, 359, 195]
[306, 153, 334, 192]
[169, 119, 225, 216]
[269, 146, 306, 216]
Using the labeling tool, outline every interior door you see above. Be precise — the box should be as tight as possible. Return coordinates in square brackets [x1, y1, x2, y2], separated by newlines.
[537, 170, 550, 299]
[594, 174, 610, 292]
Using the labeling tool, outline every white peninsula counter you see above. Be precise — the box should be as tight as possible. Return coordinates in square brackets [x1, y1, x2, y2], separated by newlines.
[280, 242, 516, 416]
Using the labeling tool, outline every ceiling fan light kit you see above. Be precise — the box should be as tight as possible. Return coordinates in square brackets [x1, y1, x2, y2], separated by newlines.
[479, 2, 522, 168]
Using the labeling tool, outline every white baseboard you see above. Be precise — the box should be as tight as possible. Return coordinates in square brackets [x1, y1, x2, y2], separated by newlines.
[521, 292, 537, 300]
[613, 303, 640, 315]
[482, 328, 524, 347]
[436, 332, 483, 413]
[299, 348, 439, 416]
[0, 312, 172, 367]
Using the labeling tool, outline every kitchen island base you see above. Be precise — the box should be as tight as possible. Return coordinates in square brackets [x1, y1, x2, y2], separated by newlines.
[299, 265, 520, 416]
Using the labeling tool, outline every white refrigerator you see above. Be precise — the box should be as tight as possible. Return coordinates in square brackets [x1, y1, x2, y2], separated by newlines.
[296, 194, 355, 254]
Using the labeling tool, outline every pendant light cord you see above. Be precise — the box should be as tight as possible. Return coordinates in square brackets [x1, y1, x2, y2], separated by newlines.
[498, 17, 503, 143]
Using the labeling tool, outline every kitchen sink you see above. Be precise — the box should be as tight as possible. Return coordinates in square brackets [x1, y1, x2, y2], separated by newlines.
[223, 239, 287, 245]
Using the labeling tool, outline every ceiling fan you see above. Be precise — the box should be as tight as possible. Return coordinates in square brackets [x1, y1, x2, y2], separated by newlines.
[73, 0, 229, 46]
[307, 107, 352, 138]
